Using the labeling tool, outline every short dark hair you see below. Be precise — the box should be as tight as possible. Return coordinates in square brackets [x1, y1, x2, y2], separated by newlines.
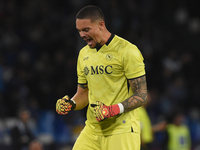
[76, 5, 104, 22]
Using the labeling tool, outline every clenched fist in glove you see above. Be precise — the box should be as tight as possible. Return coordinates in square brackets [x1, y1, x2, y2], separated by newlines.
[56, 95, 76, 115]
[90, 101, 124, 121]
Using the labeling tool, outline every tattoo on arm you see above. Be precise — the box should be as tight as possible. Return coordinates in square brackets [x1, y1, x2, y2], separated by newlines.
[121, 75, 147, 113]
[78, 84, 88, 89]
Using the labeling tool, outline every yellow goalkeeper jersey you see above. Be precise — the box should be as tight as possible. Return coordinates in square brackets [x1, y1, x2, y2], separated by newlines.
[77, 34, 145, 135]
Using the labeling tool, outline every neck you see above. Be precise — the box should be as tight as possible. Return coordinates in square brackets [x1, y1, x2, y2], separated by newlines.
[100, 30, 111, 46]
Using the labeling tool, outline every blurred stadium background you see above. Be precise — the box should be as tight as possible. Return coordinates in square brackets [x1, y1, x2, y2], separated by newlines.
[0, 0, 200, 149]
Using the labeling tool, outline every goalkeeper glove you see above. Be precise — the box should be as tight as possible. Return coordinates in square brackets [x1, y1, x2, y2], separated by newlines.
[90, 101, 124, 121]
[56, 95, 76, 115]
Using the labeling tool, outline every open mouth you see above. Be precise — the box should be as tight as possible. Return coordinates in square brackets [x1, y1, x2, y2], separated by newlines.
[86, 39, 93, 46]
[84, 38, 93, 46]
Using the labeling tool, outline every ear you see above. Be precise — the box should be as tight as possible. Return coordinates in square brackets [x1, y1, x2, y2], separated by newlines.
[98, 21, 105, 31]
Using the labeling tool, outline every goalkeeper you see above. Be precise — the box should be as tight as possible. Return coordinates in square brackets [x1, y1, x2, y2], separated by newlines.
[56, 5, 147, 150]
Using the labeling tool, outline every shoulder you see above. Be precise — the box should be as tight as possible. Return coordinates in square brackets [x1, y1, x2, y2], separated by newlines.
[79, 45, 89, 53]
[181, 124, 190, 130]
[78, 45, 90, 58]
[114, 35, 140, 53]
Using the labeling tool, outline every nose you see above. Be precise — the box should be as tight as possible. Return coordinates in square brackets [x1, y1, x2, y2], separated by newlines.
[79, 31, 86, 38]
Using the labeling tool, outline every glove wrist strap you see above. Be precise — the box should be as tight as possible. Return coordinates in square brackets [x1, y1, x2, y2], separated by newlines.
[70, 99, 76, 104]
[70, 99, 76, 110]
[66, 99, 76, 111]
[118, 103, 124, 114]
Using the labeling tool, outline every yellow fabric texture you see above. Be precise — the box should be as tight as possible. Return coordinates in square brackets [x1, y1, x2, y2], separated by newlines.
[167, 124, 191, 150]
[139, 106, 153, 143]
[73, 131, 140, 150]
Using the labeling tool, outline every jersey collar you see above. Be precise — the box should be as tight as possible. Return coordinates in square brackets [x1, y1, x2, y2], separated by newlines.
[95, 34, 115, 51]
[105, 33, 115, 46]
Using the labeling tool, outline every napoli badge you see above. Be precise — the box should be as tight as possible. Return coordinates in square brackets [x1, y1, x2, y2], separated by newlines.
[105, 53, 113, 61]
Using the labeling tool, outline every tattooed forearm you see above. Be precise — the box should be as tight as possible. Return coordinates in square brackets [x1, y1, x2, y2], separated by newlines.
[121, 75, 147, 113]
[73, 84, 89, 110]
[78, 84, 88, 89]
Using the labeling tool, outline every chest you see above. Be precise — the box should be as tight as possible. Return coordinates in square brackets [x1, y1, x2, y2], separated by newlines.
[81, 51, 123, 77]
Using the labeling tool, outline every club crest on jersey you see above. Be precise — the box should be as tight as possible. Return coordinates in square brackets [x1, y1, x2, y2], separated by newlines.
[105, 53, 113, 61]
[83, 66, 89, 75]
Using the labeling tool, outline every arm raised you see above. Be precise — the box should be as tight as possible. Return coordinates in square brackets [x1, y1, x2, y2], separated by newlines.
[90, 75, 147, 121]
[122, 75, 147, 113]
[72, 84, 89, 110]
[56, 84, 89, 115]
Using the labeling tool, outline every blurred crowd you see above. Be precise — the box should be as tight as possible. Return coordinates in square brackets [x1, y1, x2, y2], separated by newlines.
[0, 0, 200, 149]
